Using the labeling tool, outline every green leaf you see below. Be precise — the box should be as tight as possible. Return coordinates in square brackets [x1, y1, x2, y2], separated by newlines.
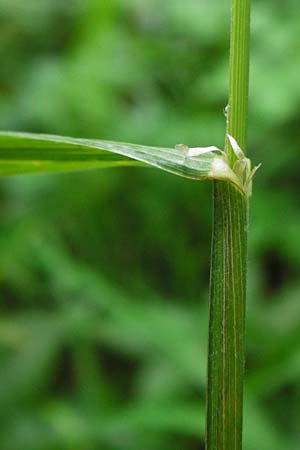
[0, 131, 241, 190]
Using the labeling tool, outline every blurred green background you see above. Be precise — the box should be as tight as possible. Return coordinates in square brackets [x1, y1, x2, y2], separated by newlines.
[0, 1, 299, 449]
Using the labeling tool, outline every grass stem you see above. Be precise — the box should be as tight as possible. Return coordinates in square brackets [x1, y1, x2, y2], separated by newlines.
[206, 0, 251, 449]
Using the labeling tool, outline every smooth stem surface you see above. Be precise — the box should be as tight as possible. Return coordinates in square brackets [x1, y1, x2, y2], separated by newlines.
[226, 0, 251, 160]
[206, 0, 251, 449]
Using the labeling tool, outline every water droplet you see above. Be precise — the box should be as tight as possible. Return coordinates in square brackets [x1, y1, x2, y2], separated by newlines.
[223, 104, 229, 119]
[175, 144, 189, 155]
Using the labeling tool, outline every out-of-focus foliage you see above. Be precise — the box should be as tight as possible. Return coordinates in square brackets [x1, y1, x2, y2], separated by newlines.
[0, 0, 299, 449]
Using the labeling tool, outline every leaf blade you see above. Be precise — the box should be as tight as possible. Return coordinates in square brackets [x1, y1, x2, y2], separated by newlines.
[0, 132, 241, 190]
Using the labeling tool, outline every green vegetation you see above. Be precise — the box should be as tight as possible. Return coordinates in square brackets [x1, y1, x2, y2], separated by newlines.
[206, 0, 250, 448]
[0, 132, 246, 191]
[0, 1, 299, 450]
[0, 2, 253, 448]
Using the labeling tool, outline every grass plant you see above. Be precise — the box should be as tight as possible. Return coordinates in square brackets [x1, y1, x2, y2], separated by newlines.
[0, 1, 253, 448]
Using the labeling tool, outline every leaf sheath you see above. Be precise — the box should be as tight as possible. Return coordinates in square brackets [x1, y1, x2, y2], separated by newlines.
[206, 182, 248, 449]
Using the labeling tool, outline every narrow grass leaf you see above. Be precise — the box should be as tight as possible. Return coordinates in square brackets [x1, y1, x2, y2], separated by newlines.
[0, 132, 241, 189]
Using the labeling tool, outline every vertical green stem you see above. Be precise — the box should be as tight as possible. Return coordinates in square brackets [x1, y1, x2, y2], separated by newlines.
[206, 183, 248, 450]
[206, 0, 251, 449]
[226, 0, 251, 159]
